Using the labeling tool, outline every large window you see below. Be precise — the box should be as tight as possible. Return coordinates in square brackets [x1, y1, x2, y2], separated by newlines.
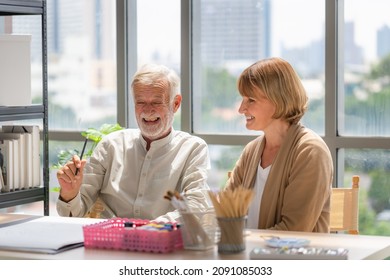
[131, 0, 181, 129]
[192, 0, 325, 135]
[190, 0, 326, 194]
[2, 0, 118, 215]
[342, 0, 390, 136]
[340, 0, 390, 234]
[5, 0, 389, 236]
[186, 0, 390, 236]
[47, 0, 117, 131]
[46, 0, 117, 215]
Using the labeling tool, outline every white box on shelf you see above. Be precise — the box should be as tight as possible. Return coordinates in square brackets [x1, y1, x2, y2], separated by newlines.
[0, 34, 32, 106]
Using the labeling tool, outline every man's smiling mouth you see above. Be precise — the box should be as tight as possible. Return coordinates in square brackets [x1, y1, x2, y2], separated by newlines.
[143, 117, 160, 122]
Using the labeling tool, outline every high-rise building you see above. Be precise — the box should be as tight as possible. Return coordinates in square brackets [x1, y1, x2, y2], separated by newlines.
[344, 21, 364, 66]
[194, 0, 271, 68]
[377, 25, 390, 59]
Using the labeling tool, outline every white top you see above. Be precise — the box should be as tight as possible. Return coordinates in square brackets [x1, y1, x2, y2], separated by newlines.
[247, 162, 271, 228]
[57, 129, 211, 222]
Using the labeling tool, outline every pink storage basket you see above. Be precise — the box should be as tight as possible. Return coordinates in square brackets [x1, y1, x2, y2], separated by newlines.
[83, 218, 183, 253]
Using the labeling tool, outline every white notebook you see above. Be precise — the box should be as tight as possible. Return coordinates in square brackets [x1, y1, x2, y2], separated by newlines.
[0, 215, 103, 254]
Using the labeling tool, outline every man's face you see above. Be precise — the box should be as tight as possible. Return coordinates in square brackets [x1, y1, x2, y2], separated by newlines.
[133, 80, 180, 141]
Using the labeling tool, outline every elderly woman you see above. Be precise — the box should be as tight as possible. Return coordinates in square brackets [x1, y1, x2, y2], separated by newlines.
[226, 57, 333, 233]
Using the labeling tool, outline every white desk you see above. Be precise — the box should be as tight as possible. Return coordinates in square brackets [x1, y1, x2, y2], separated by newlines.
[0, 213, 389, 260]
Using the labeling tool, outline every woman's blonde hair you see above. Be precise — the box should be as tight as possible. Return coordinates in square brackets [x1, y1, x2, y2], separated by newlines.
[237, 57, 308, 124]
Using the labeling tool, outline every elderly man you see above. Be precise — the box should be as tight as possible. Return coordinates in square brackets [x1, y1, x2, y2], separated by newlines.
[56, 64, 211, 222]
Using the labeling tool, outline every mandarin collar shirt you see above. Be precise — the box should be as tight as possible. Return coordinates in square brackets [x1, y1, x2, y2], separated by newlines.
[57, 129, 212, 221]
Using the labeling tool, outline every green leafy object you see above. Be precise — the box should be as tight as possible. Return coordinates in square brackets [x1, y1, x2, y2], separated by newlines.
[99, 123, 124, 135]
[51, 148, 78, 169]
[81, 128, 103, 143]
[52, 123, 124, 170]
[81, 123, 123, 143]
[81, 123, 124, 157]
[51, 187, 60, 192]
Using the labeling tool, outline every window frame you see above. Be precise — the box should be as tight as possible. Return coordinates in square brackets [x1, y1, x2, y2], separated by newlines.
[49, 0, 390, 190]
[181, 0, 390, 188]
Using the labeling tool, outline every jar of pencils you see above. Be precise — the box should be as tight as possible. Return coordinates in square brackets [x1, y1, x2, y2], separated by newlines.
[208, 186, 254, 254]
[217, 216, 247, 253]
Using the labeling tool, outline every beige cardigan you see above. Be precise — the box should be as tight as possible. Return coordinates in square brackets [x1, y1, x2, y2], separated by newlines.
[226, 123, 333, 233]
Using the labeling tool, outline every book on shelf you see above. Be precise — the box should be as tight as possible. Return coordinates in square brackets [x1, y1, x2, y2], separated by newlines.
[0, 139, 11, 191]
[24, 132, 33, 188]
[0, 133, 20, 191]
[0, 171, 4, 193]
[12, 137, 20, 189]
[0, 125, 41, 191]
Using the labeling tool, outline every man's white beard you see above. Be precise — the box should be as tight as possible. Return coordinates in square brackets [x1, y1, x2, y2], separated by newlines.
[138, 109, 174, 140]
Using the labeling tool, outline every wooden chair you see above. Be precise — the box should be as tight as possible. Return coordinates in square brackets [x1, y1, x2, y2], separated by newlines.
[330, 175, 360, 234]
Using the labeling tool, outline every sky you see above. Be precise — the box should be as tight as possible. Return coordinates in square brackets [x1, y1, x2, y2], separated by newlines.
[273, 0, 390, 61]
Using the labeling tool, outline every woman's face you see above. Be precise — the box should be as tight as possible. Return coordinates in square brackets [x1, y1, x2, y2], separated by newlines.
[238, 88, 276, 131]
[133, 80, 180, 141]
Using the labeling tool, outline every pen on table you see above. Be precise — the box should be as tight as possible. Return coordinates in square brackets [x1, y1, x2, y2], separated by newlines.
[75, 138, 88, 175]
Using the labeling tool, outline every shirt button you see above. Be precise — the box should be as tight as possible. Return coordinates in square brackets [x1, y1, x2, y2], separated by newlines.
[142, 173, 146, 177]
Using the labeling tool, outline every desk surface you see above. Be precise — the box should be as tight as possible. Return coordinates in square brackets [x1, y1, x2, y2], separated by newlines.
[1, 213, 389, 260]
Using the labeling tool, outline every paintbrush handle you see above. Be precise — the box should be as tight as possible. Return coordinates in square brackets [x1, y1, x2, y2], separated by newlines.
[75, 138, 88, 175]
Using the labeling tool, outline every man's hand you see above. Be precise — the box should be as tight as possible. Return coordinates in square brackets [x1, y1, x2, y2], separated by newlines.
[56, 155, 87, 202]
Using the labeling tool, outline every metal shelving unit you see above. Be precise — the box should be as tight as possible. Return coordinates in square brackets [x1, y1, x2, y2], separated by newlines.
[0, 0, 49, 215]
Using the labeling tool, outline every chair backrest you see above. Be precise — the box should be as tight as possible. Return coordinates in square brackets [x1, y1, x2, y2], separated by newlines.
[330, 175, 360, 234]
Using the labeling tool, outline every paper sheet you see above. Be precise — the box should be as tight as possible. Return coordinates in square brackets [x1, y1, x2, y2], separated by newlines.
[0, 215, 103, 254]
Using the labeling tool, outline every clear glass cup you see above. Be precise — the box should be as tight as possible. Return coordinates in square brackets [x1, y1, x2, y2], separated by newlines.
[179, 209, 217, 250]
